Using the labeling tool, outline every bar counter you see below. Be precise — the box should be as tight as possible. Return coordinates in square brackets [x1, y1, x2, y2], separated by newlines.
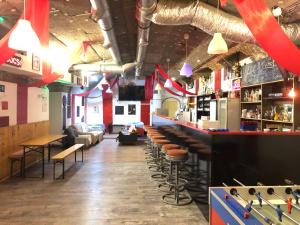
[152, 114, 300, 186]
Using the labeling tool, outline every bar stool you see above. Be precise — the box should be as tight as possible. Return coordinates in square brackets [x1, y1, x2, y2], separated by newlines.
[162, 149, 192, 206]
[150, 138, 172, 181]
[188, 144, 212, 203]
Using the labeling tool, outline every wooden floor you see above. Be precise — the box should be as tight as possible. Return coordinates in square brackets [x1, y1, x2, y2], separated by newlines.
[0, 139, 208, 225]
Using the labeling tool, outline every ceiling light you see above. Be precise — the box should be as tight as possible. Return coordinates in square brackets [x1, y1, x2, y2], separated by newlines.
[8, 0, 40, 52]
[180, 33, 193, 77]
[155, 83, 161, 91]
[207, 33, 228, 54]
[288, 89, 295, 98]
[272, 6, 282, 17]
[106, 87, 112, 93]
[97, 83, 103, 91]
[164, 79, 172, 88]
[9, 20, 40, 52]
[180, 63, 193, 77]
[207, 0, 228, 55]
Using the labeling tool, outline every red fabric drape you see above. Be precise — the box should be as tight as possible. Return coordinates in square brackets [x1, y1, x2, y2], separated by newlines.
[145, 74, 155, 100]
[233, 0, 300, 76]
[102, 84, 113, 129]
[156, 65, 198, 95]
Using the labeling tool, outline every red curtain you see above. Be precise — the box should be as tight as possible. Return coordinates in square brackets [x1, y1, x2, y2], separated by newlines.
[145, 74, 155, 100]
[233, 0, 300, 76]
[156, 64, 199, 95]
[102, 84, 113, 129]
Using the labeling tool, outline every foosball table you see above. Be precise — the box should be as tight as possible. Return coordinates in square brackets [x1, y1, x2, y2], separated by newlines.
[210, 179, 300, 225]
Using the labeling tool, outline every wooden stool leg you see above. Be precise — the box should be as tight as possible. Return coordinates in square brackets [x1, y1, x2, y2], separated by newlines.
[10, 159, 13, 177]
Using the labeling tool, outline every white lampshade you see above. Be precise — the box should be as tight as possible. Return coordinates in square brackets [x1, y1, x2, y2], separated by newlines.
[106, 87, 112, 93]
[155, 83, 161, 91]
[207, 33, 228, 55]
[164, 79, 172, 88]
[97, 83, 103, 91]
[8, 19, 40, 52]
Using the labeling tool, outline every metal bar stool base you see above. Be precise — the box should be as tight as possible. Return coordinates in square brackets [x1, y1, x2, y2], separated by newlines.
[162, 192, 193, 206]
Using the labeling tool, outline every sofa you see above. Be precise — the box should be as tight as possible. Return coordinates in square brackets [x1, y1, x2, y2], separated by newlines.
[73, 123, 104, 145]
[64, 126, 92, 148]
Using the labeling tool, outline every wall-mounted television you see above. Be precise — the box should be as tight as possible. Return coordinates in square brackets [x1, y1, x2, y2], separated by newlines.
[118, 85, 145, 101]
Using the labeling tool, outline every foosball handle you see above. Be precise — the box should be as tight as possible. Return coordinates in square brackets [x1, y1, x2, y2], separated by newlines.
[256, 192, 263, 208]
[284, 179, 295, 185]
[276, 205, 283, 222]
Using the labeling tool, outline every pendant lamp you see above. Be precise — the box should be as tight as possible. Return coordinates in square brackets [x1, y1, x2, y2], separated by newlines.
[164, 58, 173, 88]
[207, 0, 228, 55]
[180, 33, 192, 77]
[8, 0, 40, 52]
[164, 79, 172, 88]
[106, 87, 112, 93]
[155, 83, 161, 91]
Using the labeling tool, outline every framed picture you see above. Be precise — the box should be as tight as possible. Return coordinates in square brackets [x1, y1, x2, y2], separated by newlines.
[128, 104, 136, 115]
[32, 54, 40, 71]
[115, 106, 124, 115]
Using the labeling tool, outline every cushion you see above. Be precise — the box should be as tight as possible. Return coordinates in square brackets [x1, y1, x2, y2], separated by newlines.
[67, 127, 77, 138]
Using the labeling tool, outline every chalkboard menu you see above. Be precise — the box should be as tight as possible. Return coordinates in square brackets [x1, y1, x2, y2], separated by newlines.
[241, 57, 282, 86]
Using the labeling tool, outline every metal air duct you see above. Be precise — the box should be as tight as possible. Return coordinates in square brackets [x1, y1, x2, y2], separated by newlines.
[149, 0, 300, 44]
[71, 62, 137, 74]
[135, 0, 157, 77]
[93, 0, 122, 64]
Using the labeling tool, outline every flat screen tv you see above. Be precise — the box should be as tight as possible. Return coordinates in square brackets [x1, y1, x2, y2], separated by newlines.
[119, 85, 145, 101]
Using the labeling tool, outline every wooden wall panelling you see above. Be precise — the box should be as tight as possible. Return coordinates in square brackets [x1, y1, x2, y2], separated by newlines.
[0, 121, 50, 181]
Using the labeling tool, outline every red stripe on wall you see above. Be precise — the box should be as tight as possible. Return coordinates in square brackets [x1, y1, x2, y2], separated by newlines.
[214, 69, 221, 92]
[210, 207, 226, 225]
[141, 100, 150, 125]
[102, 85, 113, 130]
[17, 84, 28, 124]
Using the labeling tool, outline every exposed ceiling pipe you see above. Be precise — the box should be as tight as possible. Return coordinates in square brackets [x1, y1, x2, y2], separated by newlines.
[70, 62, 137, 74]
[135, 0, 157, 77]
[148, 0, 300, 44]
[92, 0, 122, 64]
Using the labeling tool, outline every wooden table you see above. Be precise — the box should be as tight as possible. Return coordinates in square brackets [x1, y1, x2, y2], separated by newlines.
[20, 134, 66, 178]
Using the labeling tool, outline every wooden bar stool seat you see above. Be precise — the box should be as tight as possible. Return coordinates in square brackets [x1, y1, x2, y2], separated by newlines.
[161, 144, 181, 153]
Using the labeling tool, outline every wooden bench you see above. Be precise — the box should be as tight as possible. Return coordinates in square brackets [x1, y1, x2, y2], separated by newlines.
[8, 150, 24, 177]
[52, 144, 84, 179]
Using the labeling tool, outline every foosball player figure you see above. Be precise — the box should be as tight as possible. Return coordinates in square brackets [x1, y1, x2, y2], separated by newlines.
[245, 200, 253, 212]
[276, 205, 283, 222]
[257, 192, 263, 207]
[287, 197, 293, 214]
[293, 191, 299, 205]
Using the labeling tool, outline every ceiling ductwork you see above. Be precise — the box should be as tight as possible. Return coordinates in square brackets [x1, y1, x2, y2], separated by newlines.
[135, 0, 157, 77]
[93, 0, 122, 65]
[70, 62, 137, 74]
[148, 0, 300, 44]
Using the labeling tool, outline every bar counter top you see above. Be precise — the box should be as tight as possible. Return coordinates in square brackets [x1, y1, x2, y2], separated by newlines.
[154, 114, 300, 136]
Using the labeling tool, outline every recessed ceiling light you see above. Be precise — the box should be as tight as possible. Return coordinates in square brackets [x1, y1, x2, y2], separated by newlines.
[85, 18, 89, 22]
[64, 12, 68, 16]
[69, 19, 74, 23]
[11, 8, 16, 12]
[51, 7, 56, 11]
[278, 0, 283, 4]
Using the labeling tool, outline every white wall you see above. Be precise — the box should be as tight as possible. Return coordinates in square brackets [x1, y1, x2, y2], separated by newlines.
[0, 81, 17, 125]
[113, 100, 141, 125]
[27, 87, 49, 123]
[87, 98, 103, 125]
